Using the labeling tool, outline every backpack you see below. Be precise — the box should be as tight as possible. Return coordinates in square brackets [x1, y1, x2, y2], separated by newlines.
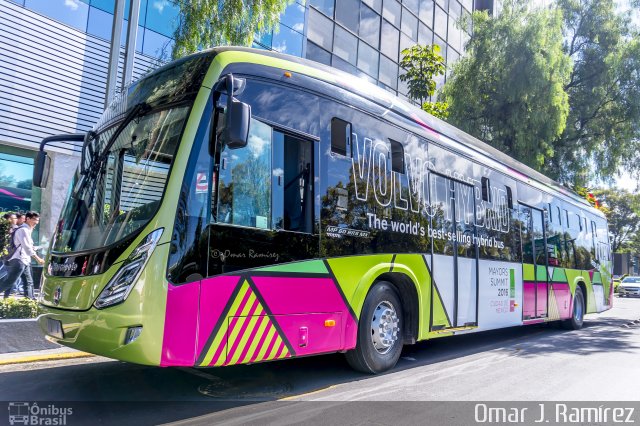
[1, 224, 25, 262]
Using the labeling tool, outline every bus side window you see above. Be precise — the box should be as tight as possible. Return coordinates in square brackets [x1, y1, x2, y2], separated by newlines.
[216, 118, 272, 229]
[389, 139, 405, 173]
[331, 118, 352, 157]
[273, 131, 314, 233]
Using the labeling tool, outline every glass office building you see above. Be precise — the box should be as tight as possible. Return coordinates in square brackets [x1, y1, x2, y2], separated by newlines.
[255, 0, 473, 98]
[8, 0, 179, 59]
[0, 0, 479, 246]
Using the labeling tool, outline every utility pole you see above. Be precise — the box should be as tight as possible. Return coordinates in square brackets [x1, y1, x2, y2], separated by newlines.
[122, 0, 141, 90]
[104, 0, 126, 108]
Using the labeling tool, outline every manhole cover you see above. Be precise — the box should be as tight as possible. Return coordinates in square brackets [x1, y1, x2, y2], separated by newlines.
[198, 378, 293, 400]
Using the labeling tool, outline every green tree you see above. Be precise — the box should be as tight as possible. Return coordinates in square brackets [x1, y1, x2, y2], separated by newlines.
[546, 0, 640, 185]
[172, 0, 293, 59]
[593, 188, 640, 252]
[399, 44, 449, 119]
[441, 0, 572, 170]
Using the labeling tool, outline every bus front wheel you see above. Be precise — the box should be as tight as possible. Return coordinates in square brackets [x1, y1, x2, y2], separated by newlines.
[345, 281, 403, 374]
[562, 286, 585, 330]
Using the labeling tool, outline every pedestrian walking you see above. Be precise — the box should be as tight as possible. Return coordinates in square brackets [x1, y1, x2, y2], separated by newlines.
[0, 211, 44, 299]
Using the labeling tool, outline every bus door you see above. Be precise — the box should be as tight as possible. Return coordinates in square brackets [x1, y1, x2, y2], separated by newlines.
[429, 174, 478, 330]
[520, 204, 548, 320]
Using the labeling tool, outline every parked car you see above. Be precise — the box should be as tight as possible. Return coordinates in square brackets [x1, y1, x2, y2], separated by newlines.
[618, 276, 640, 297]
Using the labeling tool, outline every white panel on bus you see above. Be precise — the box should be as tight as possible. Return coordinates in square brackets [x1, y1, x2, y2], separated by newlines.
[432, 254, 455, 324]
[477, 260, 523, 330]
[457, 257, 477, 326]
[593, 284, 606, 312]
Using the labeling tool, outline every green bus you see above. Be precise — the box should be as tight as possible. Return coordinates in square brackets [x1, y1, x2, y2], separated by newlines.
[35, 47, 612, 373]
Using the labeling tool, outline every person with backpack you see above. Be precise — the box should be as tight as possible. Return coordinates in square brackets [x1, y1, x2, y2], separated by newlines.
[0, 211, 44, 299]
[1, 212, 20, 297]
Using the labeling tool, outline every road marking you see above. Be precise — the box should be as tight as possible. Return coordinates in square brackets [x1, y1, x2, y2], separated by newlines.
[279, 385, 337, 401]
[0, 352, 94, 366]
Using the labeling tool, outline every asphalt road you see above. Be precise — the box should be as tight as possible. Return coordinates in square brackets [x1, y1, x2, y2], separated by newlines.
[1, 297, 639, 425]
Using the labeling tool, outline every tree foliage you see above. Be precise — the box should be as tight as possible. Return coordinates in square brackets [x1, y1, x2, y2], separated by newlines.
[592, 188, 640, 252]
[441, 0, 640, 186]
[399, 45, 449, 119]
[171, 0, 293, 59]
[544, 0, 640, 185]
[441, 1, 572, 170]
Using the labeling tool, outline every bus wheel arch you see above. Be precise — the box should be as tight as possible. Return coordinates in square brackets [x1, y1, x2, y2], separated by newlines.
[374, 272, 419, 345]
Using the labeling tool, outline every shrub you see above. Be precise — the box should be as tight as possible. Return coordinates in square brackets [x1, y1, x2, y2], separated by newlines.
[0, 297, 42, 319]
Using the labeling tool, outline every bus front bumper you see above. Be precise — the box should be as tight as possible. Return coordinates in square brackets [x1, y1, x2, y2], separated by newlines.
[37, 305, 160, 366]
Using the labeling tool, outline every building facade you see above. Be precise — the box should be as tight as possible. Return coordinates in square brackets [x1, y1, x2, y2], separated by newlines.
[0, 0, 478, 252]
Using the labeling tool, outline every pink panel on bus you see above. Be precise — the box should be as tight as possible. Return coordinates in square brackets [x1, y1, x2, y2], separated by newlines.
[536, 283, 548, 317]
[197, 275, 242, 356]
[273, 313, 343, 356]
[551, 283, 572, 319]
[161, 282, 199, 366]
[523, 282, 536, 319]
[251, 276, 358, 351]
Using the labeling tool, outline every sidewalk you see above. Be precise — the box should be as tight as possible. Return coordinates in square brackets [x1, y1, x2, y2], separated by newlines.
[0, 318, 93, 365]
[0, 347, 93, 366]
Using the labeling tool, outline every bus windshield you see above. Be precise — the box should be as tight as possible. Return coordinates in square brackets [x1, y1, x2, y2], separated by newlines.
[52, 105, 189, 253]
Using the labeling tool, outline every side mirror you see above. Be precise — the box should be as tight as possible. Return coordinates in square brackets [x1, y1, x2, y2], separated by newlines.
[225, 98, 251, 149]
[33, 151, 51, 189]
[216, 74, 251, 150]
[35, 133, 85, 188]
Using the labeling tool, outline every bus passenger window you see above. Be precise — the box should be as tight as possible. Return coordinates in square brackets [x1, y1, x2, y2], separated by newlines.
[331, 117, 352, 156]
[390, 140, 405, 173]
[274, 131, 314, 233]
[216, 118, 272, 229]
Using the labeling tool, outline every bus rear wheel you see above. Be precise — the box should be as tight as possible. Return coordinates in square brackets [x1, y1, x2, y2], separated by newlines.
[562, 286, 585, 330]
[345, 281, 403, 374]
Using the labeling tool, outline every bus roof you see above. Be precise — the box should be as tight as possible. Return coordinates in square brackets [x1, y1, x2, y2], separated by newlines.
[197, 47, 601, 217]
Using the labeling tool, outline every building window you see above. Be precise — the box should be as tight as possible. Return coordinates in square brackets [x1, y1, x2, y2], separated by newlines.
[333, 25, 358, 64]
[309, 0, 335, 17]
[335, 0, 360, 33]
[401, 7, 418, 40]
[357, 40, 379, 77]
[272, 24, 304, 57]
[308, 7, 334, 51]
[382, 0, 401, 27]
[359, 3, 381, 48]
[25, 0, 90, 32]
[419, 0, 435, 28]
[280, 1, 306, 32]
[434, 4, 448, 39]
[306, 41, 332, 65]
[380, 19, 400, 61]
[378, 54, 398, 89]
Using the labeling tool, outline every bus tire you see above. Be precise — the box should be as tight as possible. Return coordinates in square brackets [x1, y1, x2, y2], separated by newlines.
[345, 281, 403, 374]
[562, 286, 585, 330]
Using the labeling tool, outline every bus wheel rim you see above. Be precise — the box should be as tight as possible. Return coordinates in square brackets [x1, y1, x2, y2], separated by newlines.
[371, 301, 399, 354]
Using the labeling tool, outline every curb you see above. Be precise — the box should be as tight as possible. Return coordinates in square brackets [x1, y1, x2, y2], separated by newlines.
[0, 351, 95, 366]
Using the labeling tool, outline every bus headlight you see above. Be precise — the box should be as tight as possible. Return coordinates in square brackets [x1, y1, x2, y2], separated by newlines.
[94, 228, 163, 309]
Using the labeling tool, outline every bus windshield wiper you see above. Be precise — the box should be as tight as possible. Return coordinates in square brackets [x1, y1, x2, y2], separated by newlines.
[84, 102, 150, 178]
[74, 102, 150, 199]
